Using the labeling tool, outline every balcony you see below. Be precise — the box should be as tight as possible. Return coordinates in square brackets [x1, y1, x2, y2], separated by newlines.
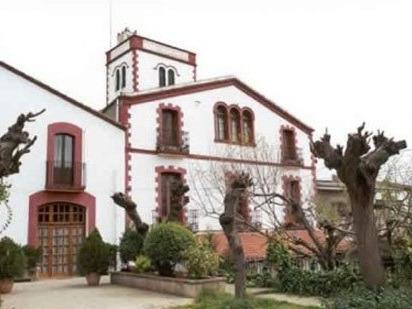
[281, 147, 304, 166]
[45, 161, 86, 192]
[156, 130, 190, 155]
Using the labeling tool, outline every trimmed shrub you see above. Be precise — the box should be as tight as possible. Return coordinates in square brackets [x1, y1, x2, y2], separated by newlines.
[22, 245, 42, 271]
[324, 286, 412, 309]
[266, 239, 360, 297]
[119, 229, 144, 263]
[77, 229, 110, 276]
[185, 241, 219, 279]
[105, 243, 118, 269]
[143, 222, 195, 276]
[0, 237, 26, 279]
[134, 255, 151, 273]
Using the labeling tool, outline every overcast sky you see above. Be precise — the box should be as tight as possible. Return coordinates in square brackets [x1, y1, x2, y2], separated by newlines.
[1, 0, 411, 177]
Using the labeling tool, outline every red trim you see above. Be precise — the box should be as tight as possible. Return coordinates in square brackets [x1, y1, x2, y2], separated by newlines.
[28, 190, 96, 247]
[46, 123, 83, 191]
[188, 53, 196, 66]
[213, 102, 230, 142]
[130, 36, 144, 49]
[119, 103, 132, 195]
[129, 147, 313, 170]
[132, 50, 139, 92]
[106, 34, 196, 63]
[0, 61, 125, 130]
[280, 125, 300, 165]
[213, 102, 255, 146]
[156, 103, 184, 149]
[154, 166, 188, 224]
[120, 78, 313, 134]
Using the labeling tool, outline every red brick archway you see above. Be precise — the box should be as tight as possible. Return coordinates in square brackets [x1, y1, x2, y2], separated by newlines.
[28, 190, 96, 247]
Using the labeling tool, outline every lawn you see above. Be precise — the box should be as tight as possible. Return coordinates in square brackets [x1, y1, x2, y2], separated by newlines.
[174, 290, 318, 309]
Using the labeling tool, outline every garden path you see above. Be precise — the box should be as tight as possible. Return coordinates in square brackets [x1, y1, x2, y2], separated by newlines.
[1, 276, 192, 309]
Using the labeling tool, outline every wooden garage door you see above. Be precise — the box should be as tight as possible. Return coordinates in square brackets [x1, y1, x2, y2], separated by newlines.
[38, 203, 85, 277]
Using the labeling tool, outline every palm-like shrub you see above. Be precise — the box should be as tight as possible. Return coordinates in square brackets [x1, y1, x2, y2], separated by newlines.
[143, 223, 195, 276]
[185, 241, 219, 279]
[0, 237, 26, 279]
[119, 229, 144, 263]
[77, 229, 110, 276]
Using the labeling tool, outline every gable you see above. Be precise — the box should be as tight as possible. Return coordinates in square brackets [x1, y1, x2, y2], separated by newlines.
[121, 77, 313, 135]
[0, 61, 124, 130]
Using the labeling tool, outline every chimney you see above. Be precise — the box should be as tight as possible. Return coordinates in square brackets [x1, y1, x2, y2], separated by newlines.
[117, 28, 137, 44]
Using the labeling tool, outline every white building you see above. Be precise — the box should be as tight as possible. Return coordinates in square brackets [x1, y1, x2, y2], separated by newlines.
[0, 29, 316, 277]
[0, 61, 125, 277]
[103, 29, 316, 232]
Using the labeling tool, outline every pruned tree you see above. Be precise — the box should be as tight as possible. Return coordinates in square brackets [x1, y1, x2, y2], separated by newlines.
[311, 124, 407, 287]
[190, 137, 350, 272]
[168, 179, 190, 222]
[219, 172, 252, 298]
[0, 109, 45, 178]
[0, 110, 44, 234]
[111, 192, 149, 236]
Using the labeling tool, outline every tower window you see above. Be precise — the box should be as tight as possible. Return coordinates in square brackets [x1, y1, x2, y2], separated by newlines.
[115, 66, 127, 91]
[115, 69, 121, 91]
[168, 69, 175, 86]
[159, 67, 166, 87]
[121, 66, 126, 88]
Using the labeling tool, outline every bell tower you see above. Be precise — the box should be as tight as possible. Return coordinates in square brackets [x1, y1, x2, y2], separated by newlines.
[105, 28, 197, 104]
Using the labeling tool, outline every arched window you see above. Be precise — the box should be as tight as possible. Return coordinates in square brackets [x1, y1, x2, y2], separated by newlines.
[230, 109, 241, 143]
[215, 105, 228, 141]
[168, 69, 175, 86]
[242, 110, 254, 144]
[121, 66, 126, 88]
[159, 67, 166, 87]
[115, 69, 121, 91]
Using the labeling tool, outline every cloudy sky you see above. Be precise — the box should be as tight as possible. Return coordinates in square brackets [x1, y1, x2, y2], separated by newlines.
[1, 0, 411, 176]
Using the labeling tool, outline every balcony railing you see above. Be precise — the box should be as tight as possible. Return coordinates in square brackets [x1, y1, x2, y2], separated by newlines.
[45, 161, 86, 191]
[156, 130, 190, 155]
[282, 147, 304, 166]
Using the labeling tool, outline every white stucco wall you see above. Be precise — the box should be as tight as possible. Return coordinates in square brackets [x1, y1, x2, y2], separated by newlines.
[0, 66, 125, 245]
[126, 85, 315, 231]
[136, 50, 195, 90]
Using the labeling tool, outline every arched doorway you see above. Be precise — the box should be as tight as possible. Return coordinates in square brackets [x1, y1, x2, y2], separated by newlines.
[38, 202, 85, 277]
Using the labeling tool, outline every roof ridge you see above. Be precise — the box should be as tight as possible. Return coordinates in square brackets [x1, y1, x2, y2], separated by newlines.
[0, 60, 125, 130]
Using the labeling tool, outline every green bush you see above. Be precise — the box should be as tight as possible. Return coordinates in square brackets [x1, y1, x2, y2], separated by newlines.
[274, 264, 360, 297]
[134, 255, 151, 273]
[185, 241, 219, 279]
[143, 222, 195, 276]
[266, 239, 360, 297]
[0, 237, 26, 279]
[324, 286, 412, 309]
[77, 229, 110, 276]
[119, 229, 144, 263]
[105, 243, 118, 269]
[22, 245, 42, 270]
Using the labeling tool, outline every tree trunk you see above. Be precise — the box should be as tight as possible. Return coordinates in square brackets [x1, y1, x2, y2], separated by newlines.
[219, 174, 251, 299]
[349, 189, 385, 287]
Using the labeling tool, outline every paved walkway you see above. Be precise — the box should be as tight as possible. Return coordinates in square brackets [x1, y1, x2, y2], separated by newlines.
[1, 276, 192, 309]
